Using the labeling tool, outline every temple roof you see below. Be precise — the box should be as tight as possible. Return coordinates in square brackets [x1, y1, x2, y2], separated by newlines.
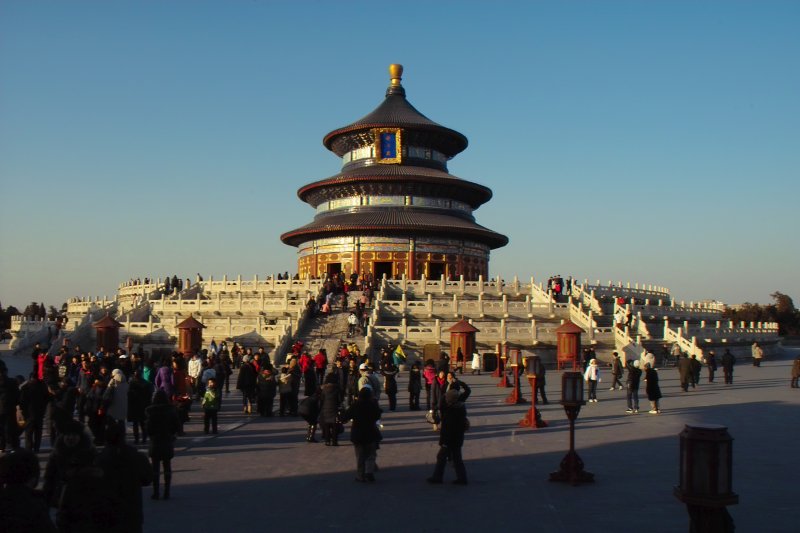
[280, 208, 509, 249]
[298, 164, 492, 208]
[323, 65, 468, 157]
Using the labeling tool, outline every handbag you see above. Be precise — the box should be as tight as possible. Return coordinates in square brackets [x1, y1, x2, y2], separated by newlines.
[16, 406, 26, 428]
[425, 410, 440, 425]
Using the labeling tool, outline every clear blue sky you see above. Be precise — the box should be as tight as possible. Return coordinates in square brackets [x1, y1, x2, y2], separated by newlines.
[1, 0, 798, 311]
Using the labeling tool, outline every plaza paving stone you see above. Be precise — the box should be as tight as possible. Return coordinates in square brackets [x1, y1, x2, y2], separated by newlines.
[1, 345, 798, 532]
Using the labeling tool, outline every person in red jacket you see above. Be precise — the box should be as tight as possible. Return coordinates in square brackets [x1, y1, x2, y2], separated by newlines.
[313, 349, 328, 385]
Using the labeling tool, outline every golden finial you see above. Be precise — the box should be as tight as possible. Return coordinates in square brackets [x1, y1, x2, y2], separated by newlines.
[389, 64, 403, 87]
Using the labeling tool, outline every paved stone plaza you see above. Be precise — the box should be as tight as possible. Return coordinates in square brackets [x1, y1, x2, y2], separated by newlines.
[1, 345, 797, 532]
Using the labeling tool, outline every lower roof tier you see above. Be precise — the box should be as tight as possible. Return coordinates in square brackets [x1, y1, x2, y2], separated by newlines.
[280, 208, 509, 249]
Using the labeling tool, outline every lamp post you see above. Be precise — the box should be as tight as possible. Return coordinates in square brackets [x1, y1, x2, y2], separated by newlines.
[505, 349, 527, 404]
[520, 356, 547, 428]
[674, 424, 737, 532]
[549, 371, 594, 485]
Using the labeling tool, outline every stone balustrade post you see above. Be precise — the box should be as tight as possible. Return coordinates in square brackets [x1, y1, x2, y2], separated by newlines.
[502, 294, 509, 318]
[452, 294, 458, 317]
[478, 274, 485, 295]
[427, 294, 433, 318]
[401, 293, 407, 315]
[479, 293, 485, 318]
[740, 321, 746, 329]
[512, 275, 519, 295]
[525, 295, 532, 317]
[496, 277, 503, 296]
[547, 293, 553, 316]
[500, 318, 507, 343]
[401, 317, 407, 339]
[459, 275, 465, 295]
[700, 320, 706, 328]
[531, 319, 538, 344]
[750, 321, 755, 329]
[401, 273, 407, 292]
[440, 274, 446, 295]
[435, 319, 441, 343]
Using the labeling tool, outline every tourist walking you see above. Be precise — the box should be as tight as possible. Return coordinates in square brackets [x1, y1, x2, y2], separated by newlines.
[677, 355, 693, 392]
[429, 369, 447, 431]
[342, 386, 382, 483]
[256, 368, 277, 416]
[610, 352, 624, 390]
[127, 370, 152, 445]
[319, 374, 341, 446]
[470, 351, 481, 375]
[299, 391, 321, 443]
[751, 342, 764, 367]
[583, 359, 600, 403]
[690, 355, 701, 388]
[103, 368, 129, 438]
[18, 373, 48, 453]
[625, 360, 642, 414]
[790, 355, 800, 388]
[0, 360, 20, 453]
[408, 361, 422, 410]
[423, 359, 436, 411]
[381, 363, 398, 411]
[145, 390, 180, 500]
[202, 378, 220, 434]
[705, 351, 718, 383]
[644, 363, 662, 414]
[721, 349, 736, 384]
[426, 388, 469, 485]
[236, 356, 257, 415]
[95, 422, 153, 531]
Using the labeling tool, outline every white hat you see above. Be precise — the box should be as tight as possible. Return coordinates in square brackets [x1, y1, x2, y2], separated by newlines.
[118, 354, 128, 359]
[359, 363, 368, 371]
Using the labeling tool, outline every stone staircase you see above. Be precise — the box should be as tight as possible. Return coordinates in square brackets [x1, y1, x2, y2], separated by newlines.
[290, 292, 369, 364]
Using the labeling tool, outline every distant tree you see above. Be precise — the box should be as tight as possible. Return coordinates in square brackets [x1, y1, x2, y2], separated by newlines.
[23, 302, 40, 318]
[47, 305, 59, 321]
[0, 304, 20, 331]
[724, 292, 800, 336]
[39, 302, 46, 318]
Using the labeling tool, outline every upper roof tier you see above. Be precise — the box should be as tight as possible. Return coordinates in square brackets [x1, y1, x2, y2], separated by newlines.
[322, 64, 468, 158]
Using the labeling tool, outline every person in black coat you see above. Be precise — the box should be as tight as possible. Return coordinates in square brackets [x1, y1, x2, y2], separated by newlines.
[318, 374, 341, 446]
[429, 369, 448, 431]
[427, 388, 469, 485]
[705, 351, 718, 383]
[0, 360, 21, 453]
[644, 364, 662, 414]
[94, 422, 152, 532]
[19, 373, 49, 453]
[677, 355, 693, 392]
[689, 354, 701, 388]
[127, 371, 152, 445]
[721, 350, 736, 384]
[48, 380, 78, 447]
[342, 386, 382, 482]
[256, 368, 277, 417]
[144, 390, 179, 500]
[381, 363, 398, 411]
[407, 362, 422, 411]
[236, 359, 258, 415]
[345, 360, 360, 408]
[298, 391, 320, 443]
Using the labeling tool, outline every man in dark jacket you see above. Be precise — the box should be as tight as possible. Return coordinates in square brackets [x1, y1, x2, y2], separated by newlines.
[94, 422, 152, 533]
[721, 350, 736, 384]
[19, 373, 49, 453]
[427, 388, 469, 485]
[0, 359, 21, 453]
[625, 361, 642, 414]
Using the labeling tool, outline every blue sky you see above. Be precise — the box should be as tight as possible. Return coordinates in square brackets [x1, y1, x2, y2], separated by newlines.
[1, 1, 798, 310]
